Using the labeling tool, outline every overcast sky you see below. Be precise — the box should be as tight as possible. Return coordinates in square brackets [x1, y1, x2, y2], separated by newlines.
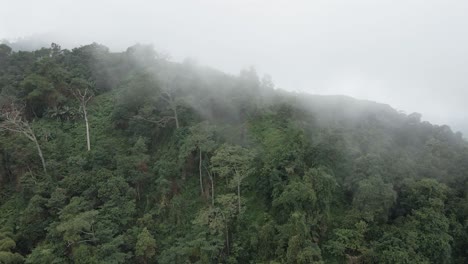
[1, 0, 467, 134]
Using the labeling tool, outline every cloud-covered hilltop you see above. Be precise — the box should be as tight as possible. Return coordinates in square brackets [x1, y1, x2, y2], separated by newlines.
[0, 43, 466, 263]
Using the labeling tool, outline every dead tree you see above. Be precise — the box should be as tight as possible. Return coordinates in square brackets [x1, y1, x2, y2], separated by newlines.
[160, 91, 180, 129]
[132, 90, 180, 129]
[133, 108, 178, 128]
[72, 88, 93, 151]
[0, 103, 47, 174]
[132, 72, 181, 129]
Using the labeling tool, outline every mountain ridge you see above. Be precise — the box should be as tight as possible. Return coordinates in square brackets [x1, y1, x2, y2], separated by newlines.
[0, 42, 466, 263]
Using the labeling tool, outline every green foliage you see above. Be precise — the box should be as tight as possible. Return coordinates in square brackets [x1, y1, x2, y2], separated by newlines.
[0, 43, 467, 263]
[352, 176, 396, 223]
[211, 144, 254, 212]
[51, 197, 98, 255]
[135, 228, 156, 263]
[0, 228, 24, 264]
[326, 221, 369, 261]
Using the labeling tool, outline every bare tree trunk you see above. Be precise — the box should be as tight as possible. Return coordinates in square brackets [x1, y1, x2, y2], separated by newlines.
[199, 148, 203, 195]
[0, 103, 47, 174]
[160, 91, 180, 129]
[211, 173, 215, 206]
[24, 126, 47, 175]
[72, 87, 93, 151]
[173, 104, 180, 129]
[83, 108, 91, 151]
[226, 223, 230, 255]
[204, 164, 215, 206]
[237, 178, 241, 212]
[83, 107, 91, 151]
[32, 134, 47, 174]
[136, 183, 141, 201]
[220, 211, 230, 256]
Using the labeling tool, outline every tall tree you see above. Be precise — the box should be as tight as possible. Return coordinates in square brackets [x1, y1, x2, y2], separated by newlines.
[128, 72, 182, 129]
[71, 78, 93, 151]
[0, 102, 47, 173]
[160, 91, 180, 129]
[135, 227, 157, 264]
[0, 227, 24, 264]
[211, 144, 253, 212]
[154, 70, 184, 129]
[181, 122, 216, 196]
[352, 176, 396, 223]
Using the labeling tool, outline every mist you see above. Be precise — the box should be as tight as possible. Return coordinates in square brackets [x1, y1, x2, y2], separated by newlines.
[1, 0, 467, 134]
[2, 2, 468, 262]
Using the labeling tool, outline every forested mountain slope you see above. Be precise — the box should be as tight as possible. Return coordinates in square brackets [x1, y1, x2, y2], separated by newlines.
[0, 43, 467, 264]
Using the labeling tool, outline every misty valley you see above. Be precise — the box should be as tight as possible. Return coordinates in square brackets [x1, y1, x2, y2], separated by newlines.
[0, 43, 467, 264]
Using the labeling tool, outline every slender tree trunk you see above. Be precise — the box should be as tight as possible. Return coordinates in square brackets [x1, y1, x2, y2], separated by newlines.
[226, 224, 230, 255]
[136, 183, 141, 201]
[204, 165, 215, 206]
[211, 174, 215, 206]
[83, 107, 91, 151]
[173, 104, 180, 129]
[199, 148, 203, 195]
[163, 92, 179, 129]
[220, 211, 230, 256]
[72, 87, 93, 151]
[237, 178, 241, 212]
[32, 134, 47, 174]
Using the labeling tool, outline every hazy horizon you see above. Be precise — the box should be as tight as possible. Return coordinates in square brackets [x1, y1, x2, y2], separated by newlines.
[1, 0, 467, 134]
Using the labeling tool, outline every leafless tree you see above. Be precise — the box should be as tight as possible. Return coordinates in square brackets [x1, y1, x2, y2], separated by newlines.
[132, 73, 181, 129]
[72, 87, 93, 151]
[0, 103, 47, 174]
[160, 91, 180, 129]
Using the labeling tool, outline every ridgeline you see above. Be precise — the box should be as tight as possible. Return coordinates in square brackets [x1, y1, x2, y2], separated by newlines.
[0, 43, 467, 263]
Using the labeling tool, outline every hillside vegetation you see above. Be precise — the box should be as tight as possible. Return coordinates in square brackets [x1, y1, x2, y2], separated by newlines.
[0, 43, 467, 263]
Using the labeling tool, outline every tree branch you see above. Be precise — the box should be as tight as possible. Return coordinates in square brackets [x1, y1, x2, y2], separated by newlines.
[132, 115, 176, 127]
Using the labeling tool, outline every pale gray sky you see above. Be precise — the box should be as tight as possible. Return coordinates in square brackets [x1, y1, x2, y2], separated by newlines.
[1, 0, 467, 134]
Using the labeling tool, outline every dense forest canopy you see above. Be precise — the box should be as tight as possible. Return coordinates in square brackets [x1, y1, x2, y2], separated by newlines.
[0, 43, 467, 264]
